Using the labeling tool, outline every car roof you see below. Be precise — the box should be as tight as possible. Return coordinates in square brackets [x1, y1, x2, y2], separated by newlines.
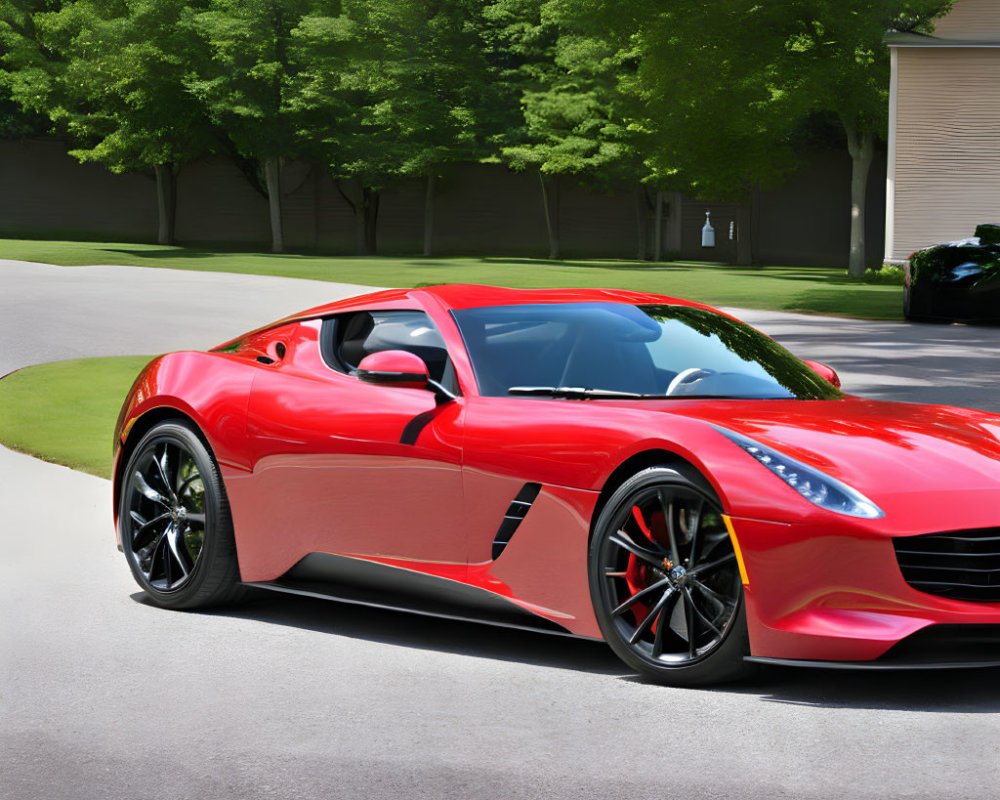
[289, 284, 705, 319]
[416, 284, 700, 311]
[216, 284, 719, 351]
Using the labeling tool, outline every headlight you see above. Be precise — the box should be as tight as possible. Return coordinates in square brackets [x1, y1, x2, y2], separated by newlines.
[716, 427, 885, 519]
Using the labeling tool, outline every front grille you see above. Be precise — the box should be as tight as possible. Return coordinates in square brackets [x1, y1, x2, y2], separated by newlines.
[894, 528, 1000, 602]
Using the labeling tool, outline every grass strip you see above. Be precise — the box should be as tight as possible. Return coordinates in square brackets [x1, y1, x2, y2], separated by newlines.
[0, 238, 903, 319]
[0, 356, 152, 478]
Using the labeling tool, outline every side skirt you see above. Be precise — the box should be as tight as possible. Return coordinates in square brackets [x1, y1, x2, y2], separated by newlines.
[243, 551, 586, 640]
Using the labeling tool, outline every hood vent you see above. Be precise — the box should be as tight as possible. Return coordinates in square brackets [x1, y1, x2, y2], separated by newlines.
[492, 483, 542, 561]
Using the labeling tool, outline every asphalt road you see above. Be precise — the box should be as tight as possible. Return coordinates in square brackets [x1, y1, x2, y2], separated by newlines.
[1, 259, 999, 800]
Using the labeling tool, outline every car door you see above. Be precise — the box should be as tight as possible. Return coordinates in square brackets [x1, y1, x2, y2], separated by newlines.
[234, 310, 466, 582]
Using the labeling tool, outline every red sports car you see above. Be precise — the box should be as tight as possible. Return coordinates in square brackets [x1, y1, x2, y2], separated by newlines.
[113, 285, 1000, 685]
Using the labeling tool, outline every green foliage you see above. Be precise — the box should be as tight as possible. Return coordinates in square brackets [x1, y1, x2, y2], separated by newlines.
[0, 81, 48, 137]
[186, 0, 317, 163]
[487, 0, 632, 185]
[863, 265, 905, 285]
[1, 0, 215, 171]
[289, 0, 498, 185]
[554, 0, 953, 200]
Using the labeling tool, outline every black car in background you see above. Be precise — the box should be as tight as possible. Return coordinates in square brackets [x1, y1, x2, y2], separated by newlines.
[904, 223, 1000, 323]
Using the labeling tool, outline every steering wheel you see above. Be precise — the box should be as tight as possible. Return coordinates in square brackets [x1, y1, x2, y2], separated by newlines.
[666, 367, 715, 396]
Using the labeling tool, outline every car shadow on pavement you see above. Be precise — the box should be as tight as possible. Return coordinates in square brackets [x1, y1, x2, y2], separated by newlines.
[137, 588, 630, 676]
[752, 664, 1000, 712]
[136, 589, 1000, 707]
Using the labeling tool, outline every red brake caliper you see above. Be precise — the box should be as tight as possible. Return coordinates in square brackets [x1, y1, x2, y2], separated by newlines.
[625, 506, 654, 627]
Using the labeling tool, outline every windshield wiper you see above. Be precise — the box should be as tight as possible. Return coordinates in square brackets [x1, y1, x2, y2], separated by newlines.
[507, 386, 652, 399]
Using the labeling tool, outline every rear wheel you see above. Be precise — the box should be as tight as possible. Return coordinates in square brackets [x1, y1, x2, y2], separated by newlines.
[589, 466, 752, 685]
[119, 421, 243, 609]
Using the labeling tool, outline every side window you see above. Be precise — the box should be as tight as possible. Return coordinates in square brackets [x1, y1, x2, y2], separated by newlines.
[321, 310, 456, 389]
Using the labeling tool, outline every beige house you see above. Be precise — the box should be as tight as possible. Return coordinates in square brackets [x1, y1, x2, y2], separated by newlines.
[885, 0, 1000, 262]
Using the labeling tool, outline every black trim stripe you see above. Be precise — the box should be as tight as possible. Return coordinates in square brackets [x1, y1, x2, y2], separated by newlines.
[400, 409, 438, 445]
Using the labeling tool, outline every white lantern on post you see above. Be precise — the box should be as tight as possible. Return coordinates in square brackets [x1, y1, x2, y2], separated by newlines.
[701, 211, 715, 248]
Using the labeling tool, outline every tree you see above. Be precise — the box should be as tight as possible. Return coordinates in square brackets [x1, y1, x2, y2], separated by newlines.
[573, 0, 953, 273]
[286, 4, 376, 253]
[0, 2, 73, 142]
[367, 0, 497, 256]
[2, 0, 217, 244]
[291, 0, 496, 256]
[770, 1, 954, 274]
[188, 0, 317, 253]
[484, 0, 636, 260]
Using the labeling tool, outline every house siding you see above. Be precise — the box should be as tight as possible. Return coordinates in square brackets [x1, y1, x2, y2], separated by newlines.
[932, 0, 1000, 38]
[890, 46, 1000, 259]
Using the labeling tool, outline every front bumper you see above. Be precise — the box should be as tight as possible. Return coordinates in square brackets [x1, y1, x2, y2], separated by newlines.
[732, 516, 1000, 664]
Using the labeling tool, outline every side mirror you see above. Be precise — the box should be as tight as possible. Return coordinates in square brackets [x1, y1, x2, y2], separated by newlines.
[357, 350, 431, 390]
[803, 360, 841, 389]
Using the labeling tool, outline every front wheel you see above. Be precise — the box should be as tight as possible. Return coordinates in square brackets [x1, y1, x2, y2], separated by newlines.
[119, 421, 244, 609]
[589, 466, 752, 686]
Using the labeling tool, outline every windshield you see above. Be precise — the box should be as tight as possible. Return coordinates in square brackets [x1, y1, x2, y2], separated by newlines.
[451, 302, 842, 400]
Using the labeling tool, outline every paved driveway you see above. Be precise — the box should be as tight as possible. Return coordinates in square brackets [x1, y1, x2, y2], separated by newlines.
[2, 259, 999, 800]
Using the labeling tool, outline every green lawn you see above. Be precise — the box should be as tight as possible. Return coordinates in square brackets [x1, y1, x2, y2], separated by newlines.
[0, 356, 152, 477]
[0, 237, 904, 320]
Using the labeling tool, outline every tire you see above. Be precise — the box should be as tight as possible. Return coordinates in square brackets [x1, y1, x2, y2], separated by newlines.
[119, 421, 244, 609]
[589, 466, 753, 686]
[903, 285, 949, 323]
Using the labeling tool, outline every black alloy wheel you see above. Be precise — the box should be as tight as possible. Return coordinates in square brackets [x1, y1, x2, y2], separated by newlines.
[589, 466, 752, 685]
[120, 421, 243, 609]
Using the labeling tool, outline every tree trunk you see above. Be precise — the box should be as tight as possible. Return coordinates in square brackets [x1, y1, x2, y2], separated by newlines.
[154, 163, 177, 246]
[351, 177, 366, 254]
[312, 165, 321, 249]
[539, 173, 560, 260]
[653, 191, 664, 262]
[634, 184, 649, 260]
[663, 191, 683, 255]
[335, 177, 379, 255]
[363, 186, 379, 255]
[264, 157, 284, 254]
[844, 122, 876, 277]
[423, 172, 436, 257]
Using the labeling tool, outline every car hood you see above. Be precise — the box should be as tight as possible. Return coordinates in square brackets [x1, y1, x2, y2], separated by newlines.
[667, 397, 1000, 503]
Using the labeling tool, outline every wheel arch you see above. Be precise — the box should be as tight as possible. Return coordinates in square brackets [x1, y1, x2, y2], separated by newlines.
[589, 449, 721, 544]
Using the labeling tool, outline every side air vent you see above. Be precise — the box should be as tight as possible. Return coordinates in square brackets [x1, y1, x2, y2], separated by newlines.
[893, 527, 1000, 603]
[492, 483, 542, 561]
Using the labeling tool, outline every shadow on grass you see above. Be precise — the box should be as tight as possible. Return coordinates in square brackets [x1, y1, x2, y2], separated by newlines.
[102, 247, 218, 260]
[101, 246, 335, 261]
[479, 256, 705, 272]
